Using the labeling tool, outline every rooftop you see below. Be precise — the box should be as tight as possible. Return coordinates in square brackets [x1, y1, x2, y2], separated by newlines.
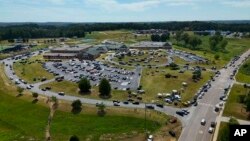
[43, 53, 77, 57]
[52, 45, 92, 51]
[130, 41, 172, 48]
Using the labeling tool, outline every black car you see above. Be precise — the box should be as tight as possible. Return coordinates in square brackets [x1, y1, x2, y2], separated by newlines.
[182, 110, 190, 115]
[211, 122, 216, 128]
[193, 102, 198, 106]
[176, 111, 185, 116]
[132, 101, 139, 105]
[156, 104, 164, 108]
[169, 130, 176, 137]
[146, 105, 155, 110]
[123, 101, 129, 104]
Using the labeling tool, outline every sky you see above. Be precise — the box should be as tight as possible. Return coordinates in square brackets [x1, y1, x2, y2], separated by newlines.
[0, 0, 250, 22]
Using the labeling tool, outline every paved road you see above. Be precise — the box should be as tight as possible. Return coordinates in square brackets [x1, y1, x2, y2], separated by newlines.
[178, 49, 250, 141]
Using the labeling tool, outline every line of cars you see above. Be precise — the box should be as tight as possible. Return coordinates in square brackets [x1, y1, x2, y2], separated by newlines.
[200, 118, 216, 134]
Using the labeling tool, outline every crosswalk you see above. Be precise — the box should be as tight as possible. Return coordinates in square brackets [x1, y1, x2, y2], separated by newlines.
[198, 102, 214, 108]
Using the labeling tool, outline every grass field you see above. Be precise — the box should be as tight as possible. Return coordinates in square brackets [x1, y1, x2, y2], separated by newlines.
[40, 80, 129, 101]
[173, 36, 250, 69]
[141, 67, 213, 103]
[217, 122, 229, 141]
[223, 84, 249, 120]
[85, 30, 150, 44]
[13, 55, 54, 83]
[0, 64, 180, 141]
[236, 58, 250, 83]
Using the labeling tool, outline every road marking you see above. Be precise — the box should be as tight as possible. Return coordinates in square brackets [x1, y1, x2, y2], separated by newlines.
[199, 102, 214, 108]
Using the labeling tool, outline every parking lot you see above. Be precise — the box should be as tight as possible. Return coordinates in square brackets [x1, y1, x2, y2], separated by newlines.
[43, 59, 141, 91]
[168, 49, 207, 63]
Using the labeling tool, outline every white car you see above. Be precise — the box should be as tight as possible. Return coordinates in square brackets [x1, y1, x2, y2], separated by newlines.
[147, 135, 153, 141]
[201, 118, 206, 125]
[208, 127, 214, 133]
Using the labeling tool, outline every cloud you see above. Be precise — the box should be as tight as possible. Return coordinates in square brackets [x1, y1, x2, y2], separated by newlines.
[85, 0, 161, 11]
[84, 0, 202, 12]
[222, 0, 250, 7]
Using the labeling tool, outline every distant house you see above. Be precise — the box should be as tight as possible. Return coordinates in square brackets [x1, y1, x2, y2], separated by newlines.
[43, 45, 93, 60]
[43, 53, 77, 60]
[101, 40, 129, 52]
[130, 41, 172, 50]
[106, 44, 128, 52]
[51, 45, 92, 54]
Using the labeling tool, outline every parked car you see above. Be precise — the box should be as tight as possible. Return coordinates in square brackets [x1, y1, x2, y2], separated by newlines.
[201, 118, 206, 125]
[208, 127, 214, 133]
[169, 130, 176, 137]
[146, 105, 155, 110]
[58, 92, 65, 96]
[176, 111, 185, 116]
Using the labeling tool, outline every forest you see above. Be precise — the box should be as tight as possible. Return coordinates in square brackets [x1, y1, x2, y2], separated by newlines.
[0, 21, 250, 40]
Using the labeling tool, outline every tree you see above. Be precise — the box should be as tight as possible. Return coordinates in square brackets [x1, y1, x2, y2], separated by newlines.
[209, 38, 218, 51]
[71, 99, 82, 114]
[169, 63, 179, 70]
[192, 69, 202, 81]
[214, 54, 220, 60]
[151, 34, 161, 42]
[175, 31, 183, 42]
[245, 95, 250, 112]
[97, 103, 106, 116]
[181, 33, 189, 44]
[32, 92, 38, 99]
[229, 117, 239, 125]
[17, 87, 24, 95]
[188, 36, 202, 50]
[160, 33, 170, 42]
[69, 135, 80, 141]
[99, 78, 111, 98]
[78, 78, 91, 93]
[219, 39, 228, 50]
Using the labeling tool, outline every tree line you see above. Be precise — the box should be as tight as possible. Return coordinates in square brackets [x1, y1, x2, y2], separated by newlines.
[1, 21, 250, 40]
[175, 31, 202, 50]
[0, 24, 86, 40]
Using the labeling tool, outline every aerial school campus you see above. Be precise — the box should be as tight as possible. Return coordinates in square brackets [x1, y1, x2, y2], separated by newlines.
[1, 1, 250, 141]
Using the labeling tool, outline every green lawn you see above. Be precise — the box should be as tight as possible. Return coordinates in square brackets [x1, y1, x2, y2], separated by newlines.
[0, 64, 173, 141]
[141, 67, 213, 103]
[217, 122, 229, 141]
[223, 84, 249, 120]
[173, 36, 250, 69]
[13, 55, 54, 83]
[40, 80, 129, 101]
[51, 112, 159, 141]
[236, 58, 250, 83]
[85, 30, 150, 44]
